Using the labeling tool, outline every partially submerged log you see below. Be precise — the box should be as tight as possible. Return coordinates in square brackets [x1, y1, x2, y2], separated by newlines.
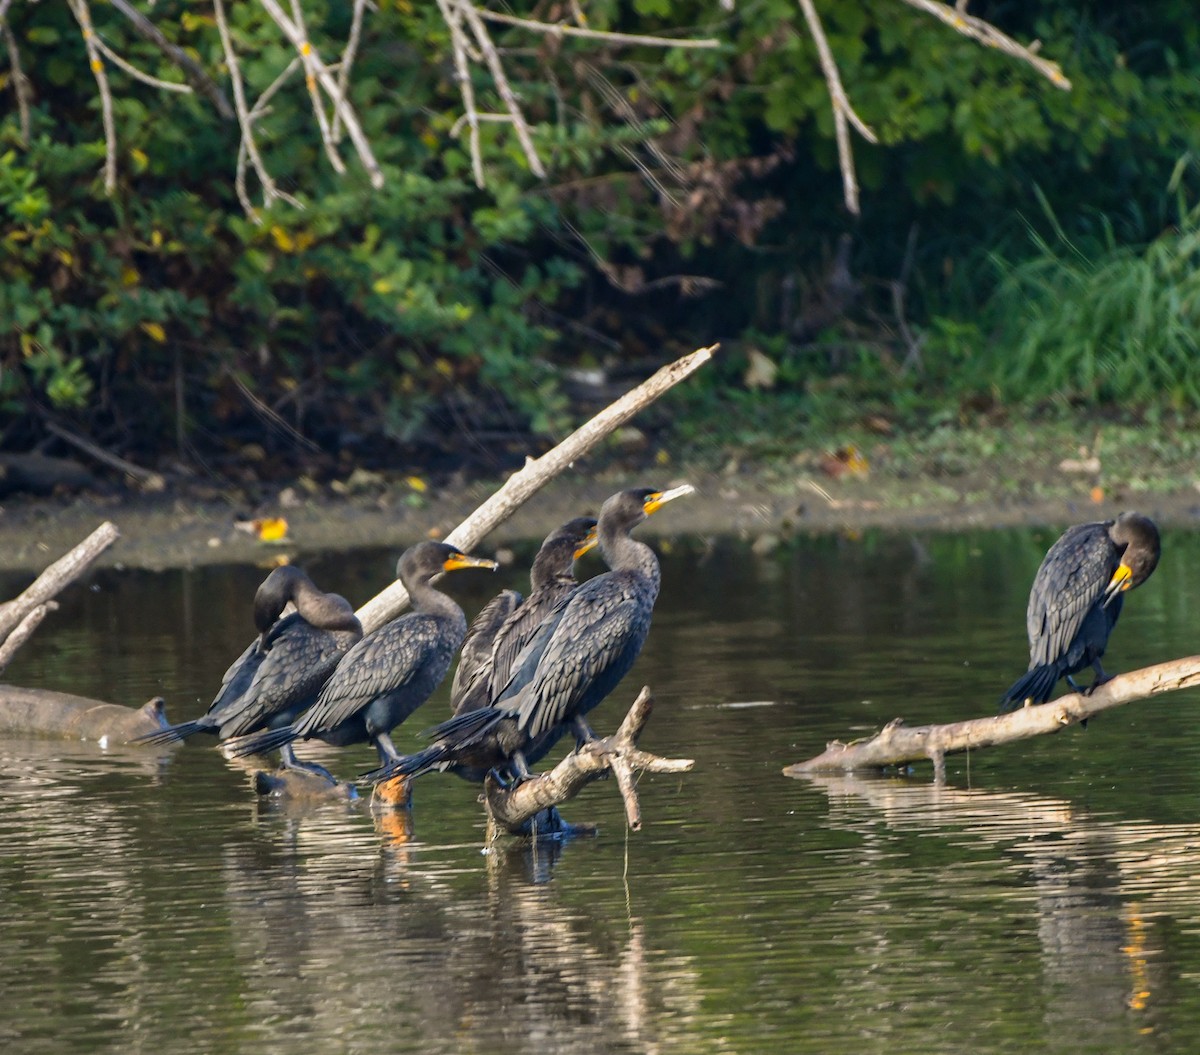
[785, 655, 1200, 778]
[483, 687, 694, 838]
[0, 685, 168, 743]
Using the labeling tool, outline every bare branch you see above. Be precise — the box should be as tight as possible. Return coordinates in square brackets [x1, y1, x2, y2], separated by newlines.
[91, 35, 193, 94]
[473, 9, 720, 50]
[67, 0, 118, 195]
[108, 0, 235, 118]
[0, 522, 120, 646]
[483, 687, 694, 835]
[2, 20, 30, 147]
[0, 1, 13, 25]
[455, 0, 547, 178]
[287, 0, 346, 175]
[330, 0, 368, 144]
[438, 0, 485, 187]
[898, 0, 1071, 89]
[215, 0, 288, 221]
[797, 0, 877, 216]
[354, 343, 716, 634]
[0, 604, 56, 675]
[43, 421, 166, 489]
[785, 655, 1200, 775]
[257, 0, 385, 188]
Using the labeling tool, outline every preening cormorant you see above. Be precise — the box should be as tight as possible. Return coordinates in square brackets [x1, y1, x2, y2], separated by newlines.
[450, 516, 598, 716]
[226, 541, 497, 779]
[998, 512, 1160, 713]
[133, 565, 361, 751]
[370, 485, 692, 784]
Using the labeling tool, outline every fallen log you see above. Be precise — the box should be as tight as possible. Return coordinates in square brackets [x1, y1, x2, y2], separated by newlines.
[784, 655, 1200, 778]
[482, 687, 694, 838]
[0, 685, 168, 743]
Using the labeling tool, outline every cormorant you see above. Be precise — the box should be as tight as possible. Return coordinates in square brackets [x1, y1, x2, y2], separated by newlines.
[133, 565, 361, 751]
[449, 516, 598, 716]
[998, 512, 1160, 713]
[369, 485, 692, 784]
[225, 541, 497, 779]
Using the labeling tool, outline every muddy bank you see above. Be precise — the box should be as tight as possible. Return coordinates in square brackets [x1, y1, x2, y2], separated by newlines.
[1, 458, 1199, 574]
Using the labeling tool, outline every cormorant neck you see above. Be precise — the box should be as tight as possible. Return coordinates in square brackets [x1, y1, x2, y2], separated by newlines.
[599, 520, 658, 578]
[291, 579, 360, 634]
[530, 553, 574, 594]
[407, 575, 464, 623]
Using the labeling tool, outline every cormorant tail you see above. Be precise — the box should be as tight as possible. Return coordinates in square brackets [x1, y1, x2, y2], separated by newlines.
[998, 664, 1061, 713]
[223, 724, 297, 758]
[420, 706, 506, 747]
[130, 718, 213, 746]
[363, 744, 450, 784]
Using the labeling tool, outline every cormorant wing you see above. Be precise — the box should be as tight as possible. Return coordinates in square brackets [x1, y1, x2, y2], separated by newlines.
[510, 583, 649, 739]
[487, 582, 574, 701]
[217, 623, 347, 738]
[450, 589, 522, 714]
[295, 614, 442, 735]
[1026, 522, 1114, 668]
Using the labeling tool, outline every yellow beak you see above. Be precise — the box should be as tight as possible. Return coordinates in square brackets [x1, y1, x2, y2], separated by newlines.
[644, 483, 695, 516]
[443, 553, 499, 572]
[573, 529, 599, 561]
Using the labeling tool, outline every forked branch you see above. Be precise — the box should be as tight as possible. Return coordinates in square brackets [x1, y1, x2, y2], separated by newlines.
[483, 687, 694, 836]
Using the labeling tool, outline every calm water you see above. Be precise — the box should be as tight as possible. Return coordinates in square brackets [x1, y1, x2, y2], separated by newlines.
[4, 526, 1200, 1053]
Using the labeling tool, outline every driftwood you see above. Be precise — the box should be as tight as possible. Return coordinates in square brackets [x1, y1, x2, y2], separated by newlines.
[0, 521, 120, 672]
[355, 344, 716, 634]
[785, 656, 1200, 778]
[0, 685, 167, 743]
[482, 687, 694, 837]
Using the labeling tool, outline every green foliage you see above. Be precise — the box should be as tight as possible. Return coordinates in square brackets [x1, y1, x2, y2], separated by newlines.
[5, 1, 1200, 469]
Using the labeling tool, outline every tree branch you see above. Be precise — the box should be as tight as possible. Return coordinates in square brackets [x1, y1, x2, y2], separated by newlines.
[286, 0, 346, 175]
[473, 9, 721, 50]
[2, 19, 30, 147]
[797, 0, 877, 217]
[482, 687, 694, 835]
[0, 603, 56, 675]
[353, 343, 716, 634]
[785, 656, 1200, 775]
[67, 0, 118, 195]
[257, 0, 384, 188]
[108, 0, 235, 118]
[90, 35, 193, 95]
[897, 0, 1071, 89]
[0, 522, 120, 644]
[437, 0, 485, 188]
[330, 0, 368, 145]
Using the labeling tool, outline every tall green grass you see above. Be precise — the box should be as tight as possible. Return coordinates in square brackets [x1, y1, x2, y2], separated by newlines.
[980, 178, 1200, 407]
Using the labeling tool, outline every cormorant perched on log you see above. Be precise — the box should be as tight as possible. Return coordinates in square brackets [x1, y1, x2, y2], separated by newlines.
[450, 516, 598, 716]
[225, 541, 496, 779]
[133, 566, 361, 753]
[369, 485, 692, 784]
[999, 512, 1160, 713]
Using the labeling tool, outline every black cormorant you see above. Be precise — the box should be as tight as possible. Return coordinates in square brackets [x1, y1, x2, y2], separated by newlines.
[133, 565, 361, 750]
[370, 485, 692, 784]
[450, 516, 598, 716]
[998, 512, 1160, 712]
[226, 541, 497, 778]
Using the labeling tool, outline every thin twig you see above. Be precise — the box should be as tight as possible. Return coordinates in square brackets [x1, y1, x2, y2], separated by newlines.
[455, 0, 547, 178]
[2, 20, 30, 146]
[287, 0, 346, 174]
[330, 0, 367, 144]
[215, 0, 279, 221]
[108, 0, 234, 118]
[898, 0, 1071, 88]
[438, 0, 484, 187]
[257, 0, 384, 188]
[68, 0, 118, 195]
[797, 0, 877, 216]
[224, 367, 322, 453]
[473, 9, 720, 49]
[91, 36, 193, 94]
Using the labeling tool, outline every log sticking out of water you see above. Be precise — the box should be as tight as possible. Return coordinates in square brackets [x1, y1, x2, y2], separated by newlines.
[0, 685, 168, 743]
[785, 656, 1200, 778]
[0, 521, 120, 673]
[483, 687, 694, 837]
